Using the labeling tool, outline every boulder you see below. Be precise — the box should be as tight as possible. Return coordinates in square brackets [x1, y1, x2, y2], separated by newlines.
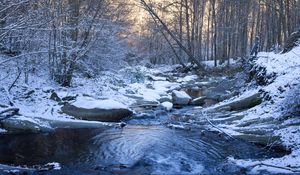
[61, 97, 132, 122]
[161, 102, 173, 111]
[62, 104, 132, 122]
[172, 90, 192, 105]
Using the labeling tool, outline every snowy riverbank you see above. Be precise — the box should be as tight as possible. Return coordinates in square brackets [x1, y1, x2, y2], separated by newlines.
[1, 46, 300, 174]
[213, 45, 300, 174]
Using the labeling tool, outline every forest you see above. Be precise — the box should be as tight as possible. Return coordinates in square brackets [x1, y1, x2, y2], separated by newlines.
[0, 0, 300, 174]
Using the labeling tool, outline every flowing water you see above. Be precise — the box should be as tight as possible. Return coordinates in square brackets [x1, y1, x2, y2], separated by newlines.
[0, 117, 287, 175]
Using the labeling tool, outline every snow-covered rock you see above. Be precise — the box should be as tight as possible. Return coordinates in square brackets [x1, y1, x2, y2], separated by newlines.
[62, 97, 132, 122]
[72, 97, 128, 110]
[176, 75, 198, 83]
[172, 90, 192, 105]
[161, 102, 173, 111]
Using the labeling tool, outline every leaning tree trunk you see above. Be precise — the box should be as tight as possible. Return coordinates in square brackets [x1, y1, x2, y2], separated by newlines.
[140, 0, 204, 70]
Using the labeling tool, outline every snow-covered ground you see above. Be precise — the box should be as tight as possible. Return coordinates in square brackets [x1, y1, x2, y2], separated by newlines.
[1, 45, 300, 174]
[216, 45, 300, 174]
[72, 97, 128, 110]
[202, 58, 240, 68]
[0, 57, 196, 124]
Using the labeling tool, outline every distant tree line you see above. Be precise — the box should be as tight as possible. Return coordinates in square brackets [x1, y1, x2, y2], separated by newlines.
[140, 0, 300, 66]
[0, 0, 132, 86]
[0, 0, 299, 86]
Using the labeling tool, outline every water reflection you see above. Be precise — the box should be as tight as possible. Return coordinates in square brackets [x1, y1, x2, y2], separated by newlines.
[0, 125, 287, 175]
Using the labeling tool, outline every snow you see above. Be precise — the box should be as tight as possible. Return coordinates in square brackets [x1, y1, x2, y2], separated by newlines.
[172, 90, 191, 99]
[72, 96, 128, 109]
[176, 75, 198, 83]
[219, 45, 300, 174]
[0, 60, 183, 126]
[153, 81, 181, 92]
[146, 74, 167, 81]
[228, 156, 300, 174]
[1, 44, 300, 174]
[161, 102, 173, 111]
[0, 128, 6, 133]
[45, 162, 61, 170]
[257, 46, 300, 75]
[142, 89, 162, 102]
[202, 58, 239, 68]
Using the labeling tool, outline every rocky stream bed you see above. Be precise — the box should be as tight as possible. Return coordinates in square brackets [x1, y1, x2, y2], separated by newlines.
[1, 52, 300, 174]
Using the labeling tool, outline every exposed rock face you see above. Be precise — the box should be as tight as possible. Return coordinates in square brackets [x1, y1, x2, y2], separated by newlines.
[172, 90, 192, 105]
[61, 104, 132, 122]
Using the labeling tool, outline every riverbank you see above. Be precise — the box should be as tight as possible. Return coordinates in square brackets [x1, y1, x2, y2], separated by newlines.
[1, 45, 300, 174]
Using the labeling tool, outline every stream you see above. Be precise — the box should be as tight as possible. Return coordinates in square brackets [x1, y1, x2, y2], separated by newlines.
[0, 108, 288, 175]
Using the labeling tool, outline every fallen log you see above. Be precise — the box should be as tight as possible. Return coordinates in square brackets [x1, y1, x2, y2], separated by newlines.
[1, 116, 53, 133]
[236, 117, 280, 127]
[214, 92, 262, 111]
[1, 115, 118, 133]
[41, 117, 115, 129]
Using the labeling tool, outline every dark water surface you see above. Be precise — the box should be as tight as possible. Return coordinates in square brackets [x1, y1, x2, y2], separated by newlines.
[0, 124, 287, 175]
